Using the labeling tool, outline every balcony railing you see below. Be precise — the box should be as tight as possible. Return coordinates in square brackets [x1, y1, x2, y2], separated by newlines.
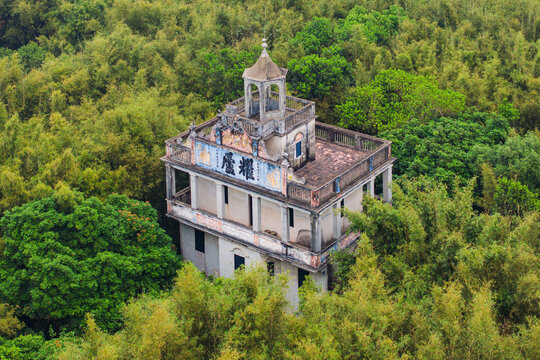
[164, 121, 392, 209]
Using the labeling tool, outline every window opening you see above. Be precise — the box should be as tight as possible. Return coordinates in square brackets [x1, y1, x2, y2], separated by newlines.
[289, 208, 294, 227]
[195, 229, 205, 253]
[267, 262, 275, 277]
[248, 195, 253, 227]
[295, 141, 302, 158]
[298, 268, 310, 289]
[234, 254, 245, 270]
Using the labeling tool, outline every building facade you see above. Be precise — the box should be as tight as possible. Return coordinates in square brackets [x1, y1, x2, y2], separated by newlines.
[162, 40, 395, 306]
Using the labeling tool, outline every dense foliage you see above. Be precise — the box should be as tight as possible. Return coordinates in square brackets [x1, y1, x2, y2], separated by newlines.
[0, 0, 538, 358]
[380, 112, 510, 184]
[55, 177, 540, 359]
[0, 192, 181, 333]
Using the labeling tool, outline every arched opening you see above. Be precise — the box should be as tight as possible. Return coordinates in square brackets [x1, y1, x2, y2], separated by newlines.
[247, 83, 260, 116]
[250, 83, 260, 100]
[266, 83, 281, 113]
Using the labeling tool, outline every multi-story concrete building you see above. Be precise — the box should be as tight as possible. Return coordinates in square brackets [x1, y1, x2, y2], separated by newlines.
[162, 40, 395, 306]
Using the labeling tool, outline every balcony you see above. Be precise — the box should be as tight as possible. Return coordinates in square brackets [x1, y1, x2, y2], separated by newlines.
[166, 186, 360, 270]
[164, 119, 392, 209]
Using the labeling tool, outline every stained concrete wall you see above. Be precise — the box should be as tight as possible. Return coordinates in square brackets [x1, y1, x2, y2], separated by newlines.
[262, 256, 328, 310]
[289, 209, 311, 245]
[342, 186, 363, 231]
[197, 177, 217, 215]
[218, 237, 262, 278]
[224, 186, 249, 226]
[180, 223, 328, 310]
[180, 223, 219, 277]
[320, 206, 334, 246]
[260, 198, 282, 238]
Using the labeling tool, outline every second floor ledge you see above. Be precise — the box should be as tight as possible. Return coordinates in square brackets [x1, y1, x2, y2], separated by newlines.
[166, 191, 360, 271]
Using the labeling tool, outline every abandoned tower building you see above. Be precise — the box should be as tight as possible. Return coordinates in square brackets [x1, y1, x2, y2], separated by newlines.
[162, 40, 395, 305]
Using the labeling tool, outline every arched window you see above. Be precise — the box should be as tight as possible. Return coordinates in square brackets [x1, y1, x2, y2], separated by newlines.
[265, 83, 281, 113]
[294, 132, 304, 158]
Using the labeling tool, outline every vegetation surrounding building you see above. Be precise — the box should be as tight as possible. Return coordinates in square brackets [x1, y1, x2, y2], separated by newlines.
[0, 0, 538, 358]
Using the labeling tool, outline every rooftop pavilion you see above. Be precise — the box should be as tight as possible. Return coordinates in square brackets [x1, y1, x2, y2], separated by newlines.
[162, 40, 395, 280]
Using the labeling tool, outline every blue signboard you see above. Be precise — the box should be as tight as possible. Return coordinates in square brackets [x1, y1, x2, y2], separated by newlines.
[194, 141, 282, 193]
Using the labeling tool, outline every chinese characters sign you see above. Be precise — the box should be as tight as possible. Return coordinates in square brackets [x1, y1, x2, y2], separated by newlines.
[195, 141, 282, 192]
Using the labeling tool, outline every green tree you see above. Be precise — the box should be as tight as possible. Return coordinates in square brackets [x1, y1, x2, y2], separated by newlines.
[473, 132, 540, 193]
[0, 192, 181, 332]
[290, 17, 334, 55]
[337, 69, 465, 134]
[381, 112, 509, 184]
[337, 5, 406, 45]
[287, 54, 352, 100]
[494, 177, 539, 216]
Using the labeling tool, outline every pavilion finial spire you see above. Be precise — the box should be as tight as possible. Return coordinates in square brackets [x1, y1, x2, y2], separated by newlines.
[261, 38, 268, 55]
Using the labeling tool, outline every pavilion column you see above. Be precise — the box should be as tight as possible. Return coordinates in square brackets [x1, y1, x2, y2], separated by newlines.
[190, 174, 198, 209]
[253, 196, 261, 232]
[332, 203, 342, 239]
[383, 166, 393, 203]
[281, 205, 289, 243]
[216, 183, 224, 219]
[311, 213, 322, 252]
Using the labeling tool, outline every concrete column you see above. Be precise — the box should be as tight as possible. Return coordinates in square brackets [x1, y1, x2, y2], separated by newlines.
[253, 196, 261, 232]
[311, 213, 322, 252]
[165, 165, 173, 199]
[332, 203, 342, 239]
[367, 177, 375, 197]
[190, 174, 198, 209]
[383, 166, 393, 203]
[216, 183, 224, 218]
[359, 184, 364, 212]
[281, 205, 289, 243]
[259, 84, 266, 121]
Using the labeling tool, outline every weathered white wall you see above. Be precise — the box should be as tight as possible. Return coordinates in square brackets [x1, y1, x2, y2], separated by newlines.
[180, 223, 220, 277]
[224, 186, 249, 226]
[218, 237, 262, 278]
[320, 206, 334, 246]
[260, 198, 282, 238]
[197, 177, 217, 214]
[289, 209, 311, 245]
[205, 232, 220, 277]
[342, 186, 363, 230]
[180, 222, 196, 267]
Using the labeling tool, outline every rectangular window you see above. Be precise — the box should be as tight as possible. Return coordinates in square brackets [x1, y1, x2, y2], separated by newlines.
[295, 141, 302, 158]
[340, 199, 345, 218]
[248, 195, 253, 227]
[267, 262, 275, 277]
[289, 208, 294, 227]
[224, 185, 229, 204]
[195, 229, 205, 253]
[298, 268, 310, 289]
[234, 254, 245, 270]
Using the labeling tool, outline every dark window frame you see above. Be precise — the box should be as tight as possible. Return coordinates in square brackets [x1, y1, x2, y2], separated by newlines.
[234, 254, 245, 270]
[195, 229, 205, 253]
[295, 140, 302, 158]
[267, 261, 275, 277]
[289, 208, 294, 227]
[340, 199, 345, 218]
[248, 194, 253, 227]
[224, 185, 229, 204]
[298, 268, 310, 289]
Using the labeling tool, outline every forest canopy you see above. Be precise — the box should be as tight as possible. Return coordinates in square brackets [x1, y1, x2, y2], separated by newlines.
[0, 0, 538, 358]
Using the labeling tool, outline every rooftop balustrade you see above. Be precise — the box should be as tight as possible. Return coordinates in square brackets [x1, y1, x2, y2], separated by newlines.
[164, 118, 392, 209]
